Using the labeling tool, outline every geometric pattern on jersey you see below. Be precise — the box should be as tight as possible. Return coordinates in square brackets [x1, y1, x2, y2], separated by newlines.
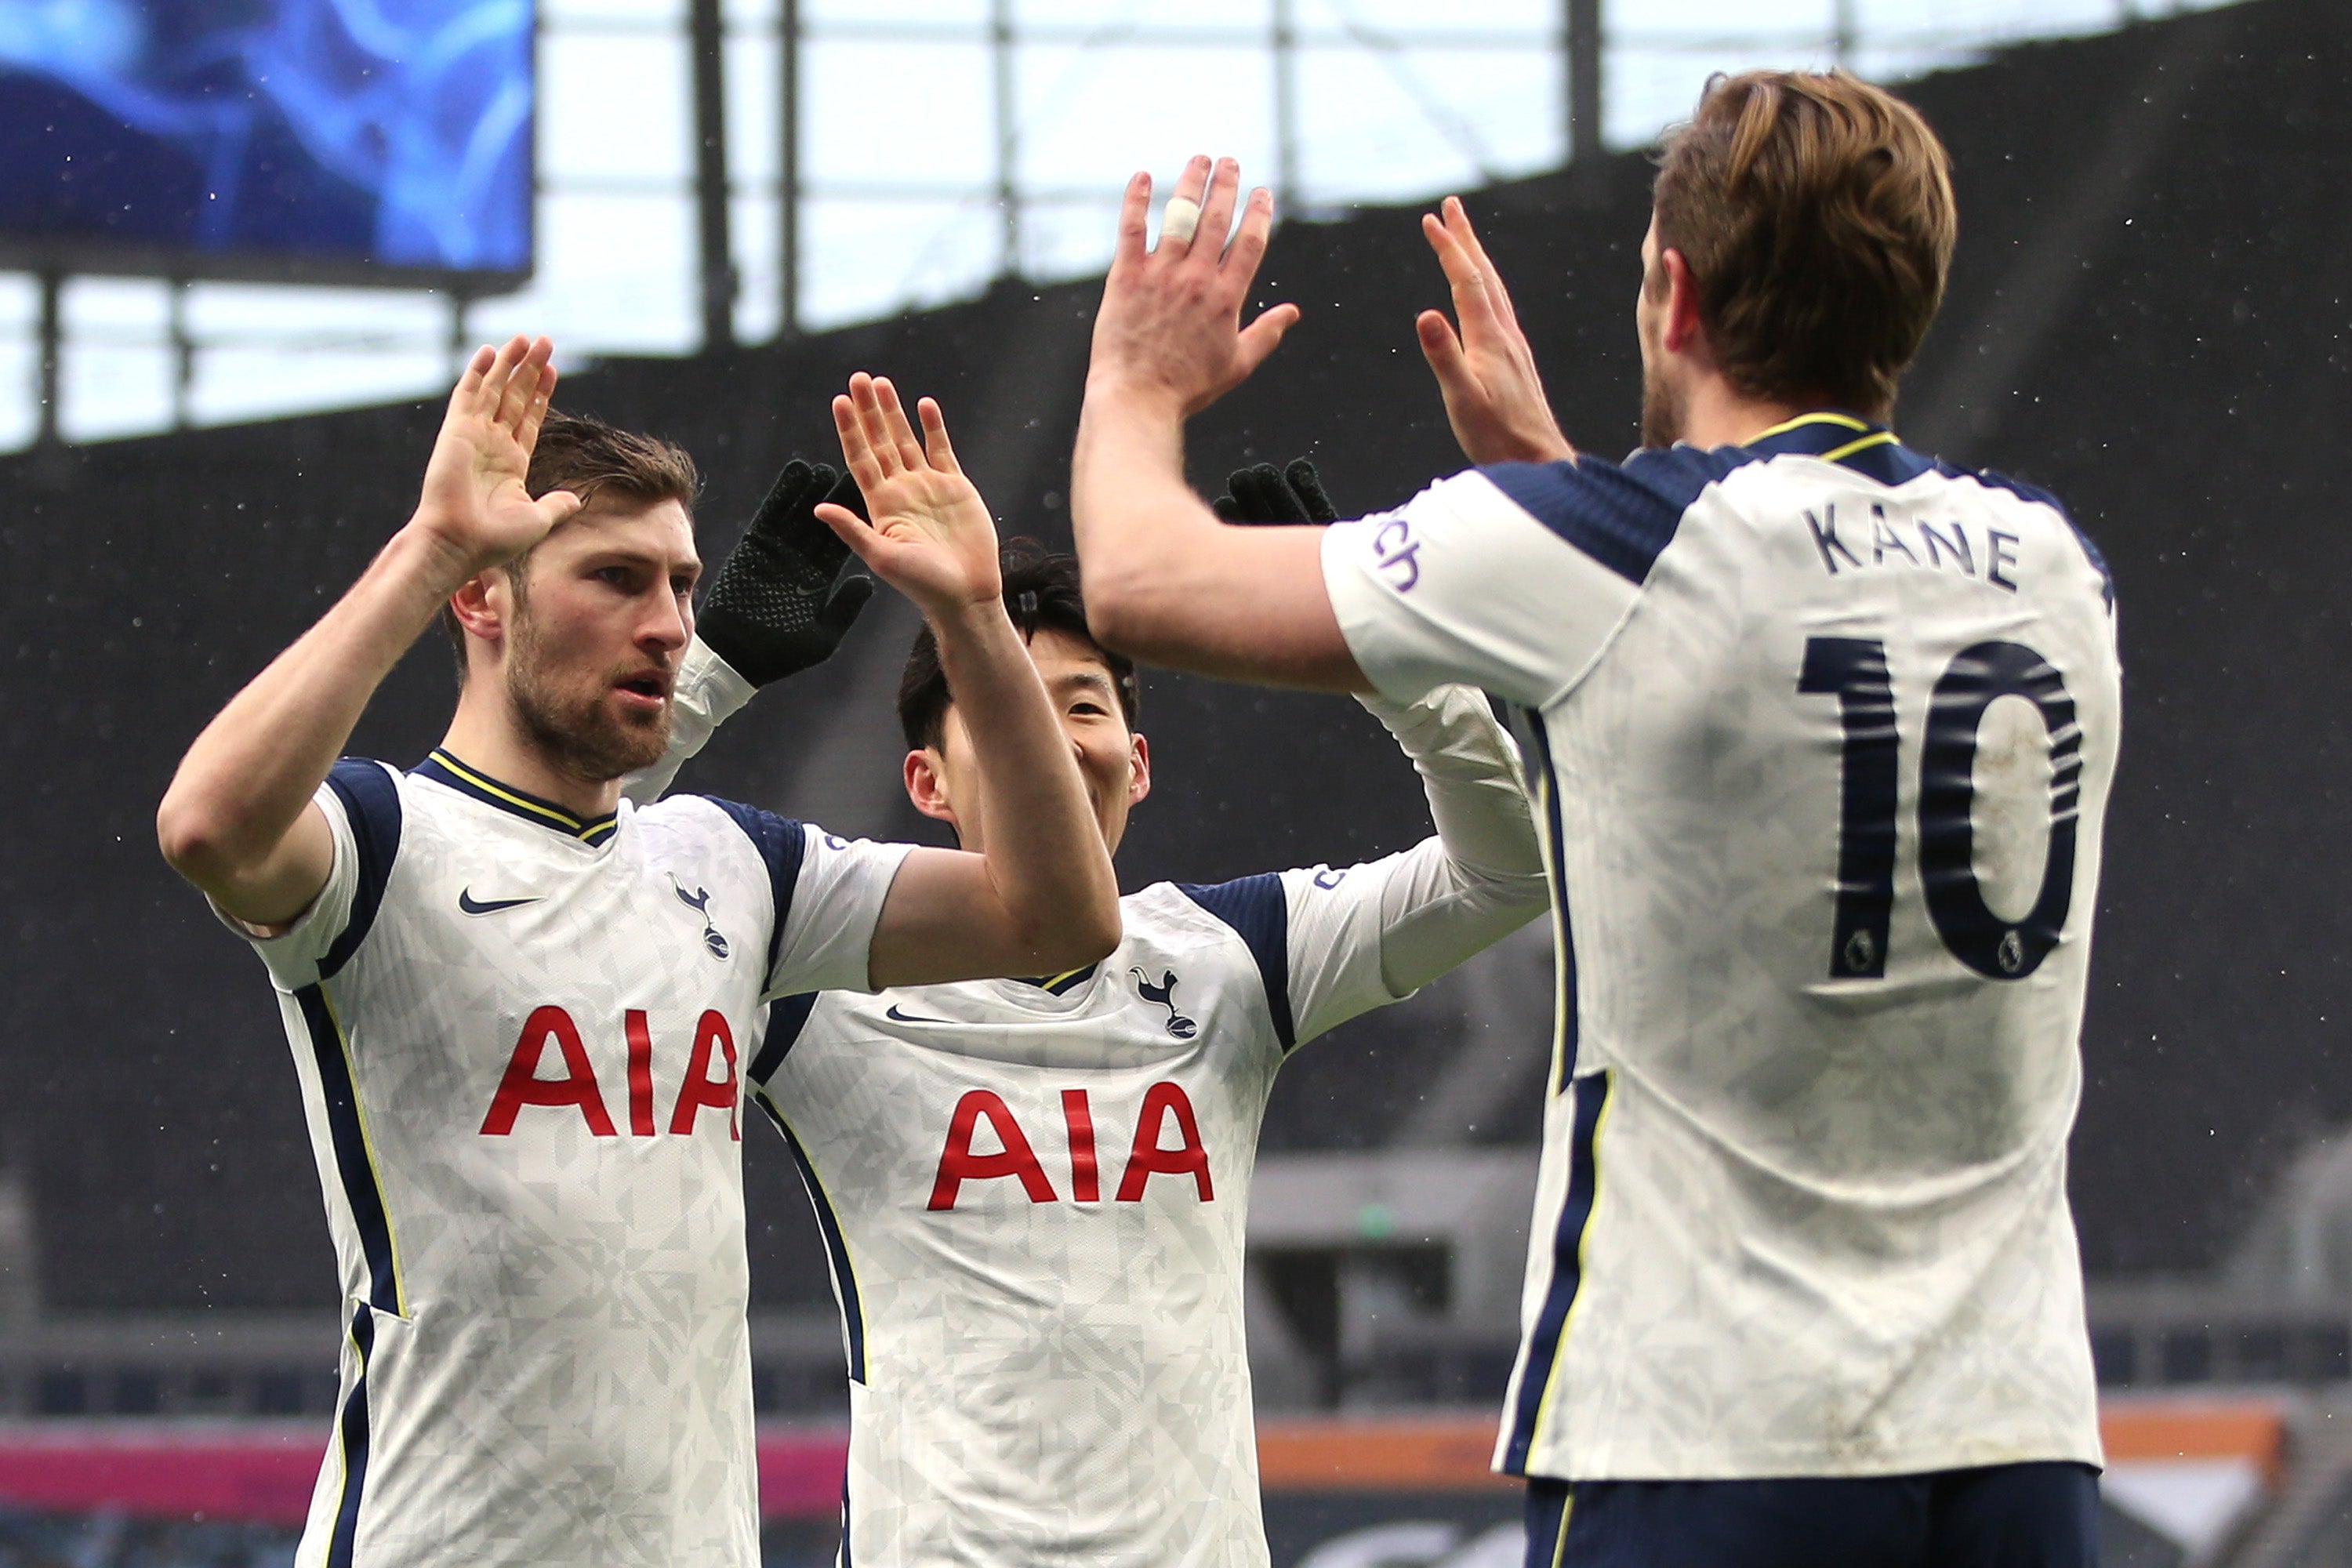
[749, 866, 1421, 1568]
[1324, 413, 2118, 1483]
[226, 753, 905, 1568]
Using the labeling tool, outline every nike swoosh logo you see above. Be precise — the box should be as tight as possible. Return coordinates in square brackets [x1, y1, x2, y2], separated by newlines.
[459, 890, 543, 916]
[884, 1004, 953, 1025]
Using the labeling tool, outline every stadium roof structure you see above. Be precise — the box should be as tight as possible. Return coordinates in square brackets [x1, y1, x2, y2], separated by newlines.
[0, 0, 2347, 1312]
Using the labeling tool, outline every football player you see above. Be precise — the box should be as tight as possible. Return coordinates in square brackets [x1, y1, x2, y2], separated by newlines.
[1069, 73, 2118, 1568]
[155, 343, 1120, 1567]
[638, 437, 1548, 1566]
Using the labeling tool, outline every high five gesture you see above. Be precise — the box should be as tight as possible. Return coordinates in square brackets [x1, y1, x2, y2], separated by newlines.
[1415, 196, 1574, 465]
[1087, 155, 1301, 419]
[159, 335, 577, 927]
[412, 335, 582, 576]
[815, 373, 1002, 618]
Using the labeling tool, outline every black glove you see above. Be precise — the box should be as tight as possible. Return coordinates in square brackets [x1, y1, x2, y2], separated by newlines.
[696, 459, 877, 688]
[1211, 457, 1340, 525]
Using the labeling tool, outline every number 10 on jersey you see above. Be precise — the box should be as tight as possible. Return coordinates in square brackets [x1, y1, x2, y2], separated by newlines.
[1799, 637, 2083, 983]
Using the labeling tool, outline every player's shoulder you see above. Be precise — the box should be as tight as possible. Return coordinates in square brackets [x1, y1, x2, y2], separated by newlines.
[1461, 442, 1759, 589]
[1919, 457, 2111, 606]
[634, 791, 809, 864]
[1124, 878, 1293, 977]
[1123, 879, 1256, 949]
[1137, 872, 1282, 933]
[1141, 875, 1298, 1043]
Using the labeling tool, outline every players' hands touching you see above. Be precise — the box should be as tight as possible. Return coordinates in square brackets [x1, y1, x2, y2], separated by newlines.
[408, 335, 583, 576]
[1417, 198, 1575, 466]
[1089, 154, 1301, 419]
[817, 374, 1003, 619]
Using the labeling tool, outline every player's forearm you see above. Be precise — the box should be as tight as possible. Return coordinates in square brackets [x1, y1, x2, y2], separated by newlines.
[929, 599, 1122, 967]
[1371, 833, 1550, 997]
[1366, 688, 1545, 881]
[158, 523, 470, 891]
[1072, 389, 1366, 692]
[1359, 688, 1548, 995]
[1069, 386, 1203, 644]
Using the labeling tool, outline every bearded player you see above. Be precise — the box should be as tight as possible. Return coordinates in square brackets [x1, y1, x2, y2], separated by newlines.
[1073, 74, 2118, 1568]
[640, 442, 1548, 1566]
[155, 340, 1119, 1567]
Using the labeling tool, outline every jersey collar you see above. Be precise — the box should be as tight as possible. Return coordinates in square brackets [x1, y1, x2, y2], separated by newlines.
[413, 749, 622, 846]
[1009, 964, 1098, 996]
[1741, 410, 1933, 485]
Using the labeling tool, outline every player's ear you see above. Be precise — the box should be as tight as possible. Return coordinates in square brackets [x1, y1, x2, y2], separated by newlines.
[1659, 246, 1705, 358]
[1127, 732, 1152, 807]
[448, 573, 509, 645]
[904, 748, 960, 829]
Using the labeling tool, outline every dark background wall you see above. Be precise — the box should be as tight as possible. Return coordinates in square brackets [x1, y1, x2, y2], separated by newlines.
[2, 0, 2345, 1310]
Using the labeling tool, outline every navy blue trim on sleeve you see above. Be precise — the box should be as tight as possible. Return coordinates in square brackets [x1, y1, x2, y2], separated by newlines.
[1178, 873, 1294, 1051]
[1482, 446, 1758, 586]
[707, 799, 809, 977]
[320, 760, 403, 982]
[749, 994, 818, 1084]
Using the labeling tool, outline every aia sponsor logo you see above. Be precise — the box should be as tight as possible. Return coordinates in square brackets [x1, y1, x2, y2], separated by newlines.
[927, 1083, 1213, 1210]
[479, 1006, 742, 1141]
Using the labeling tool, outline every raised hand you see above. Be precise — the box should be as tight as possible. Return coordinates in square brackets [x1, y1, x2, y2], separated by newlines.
[1212, 457, 1340, 524]
[1088, 155, 1301, 419]
[1416, 197, 1575, 466]
[696, 459, 875, 688]
[815, 374, 1001, 619]
[411, 335, 582, 573]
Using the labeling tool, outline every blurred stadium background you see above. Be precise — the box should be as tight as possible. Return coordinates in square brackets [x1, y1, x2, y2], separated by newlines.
[0, 0, 2343, 1563]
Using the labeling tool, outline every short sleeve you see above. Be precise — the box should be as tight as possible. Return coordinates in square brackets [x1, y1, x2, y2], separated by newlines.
[1181, 858, 1458, 1052]
[224, 758, 404, 992]
[1320, 459, 1704, 709]
[707, 801, 913, 1000]
[1274, 861, 1406, 1048]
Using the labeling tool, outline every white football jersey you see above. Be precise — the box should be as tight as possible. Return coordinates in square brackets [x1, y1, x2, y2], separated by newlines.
[753, 803, 1540, 1568]
[231, 752, 908, 1567]
[1322, 413, 2120, 1481]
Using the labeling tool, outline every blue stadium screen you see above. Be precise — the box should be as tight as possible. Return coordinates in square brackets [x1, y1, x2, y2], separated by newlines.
[0, 0, 532, 280]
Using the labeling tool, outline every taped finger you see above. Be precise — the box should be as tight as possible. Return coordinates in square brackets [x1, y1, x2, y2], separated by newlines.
[1160, 196, 1203, 247]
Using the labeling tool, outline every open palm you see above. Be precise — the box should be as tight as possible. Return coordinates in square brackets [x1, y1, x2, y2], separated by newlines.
[815, 375, 1002, 615]
[413, 336, 580, 572]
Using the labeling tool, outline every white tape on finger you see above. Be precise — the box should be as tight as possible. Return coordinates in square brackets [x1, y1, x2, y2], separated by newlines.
[1160, 197, 1203, 245]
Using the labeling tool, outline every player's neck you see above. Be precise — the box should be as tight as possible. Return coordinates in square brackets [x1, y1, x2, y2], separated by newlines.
[1675, 375, 1813, 452]
[440, 689, 627, 821]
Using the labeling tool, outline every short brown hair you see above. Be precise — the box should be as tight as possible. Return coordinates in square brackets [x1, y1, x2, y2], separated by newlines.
[438, 412, 702, 674]
[897, 539, 1138, 750]
[1651, 70, 1955, 421]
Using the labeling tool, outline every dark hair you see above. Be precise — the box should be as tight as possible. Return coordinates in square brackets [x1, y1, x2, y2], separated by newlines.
[1651, 69, 1955, 421]
[896, 539, 1139, 750]
[439, 411, 702, 675]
